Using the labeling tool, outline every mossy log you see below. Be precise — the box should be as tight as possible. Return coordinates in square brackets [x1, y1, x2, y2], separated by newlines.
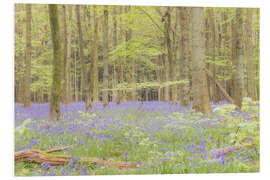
[15, 146, 136, 169]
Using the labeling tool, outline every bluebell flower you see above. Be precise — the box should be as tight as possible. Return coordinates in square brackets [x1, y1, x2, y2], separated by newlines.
[41, 162, 50, 169]
[125, 151, 129, 160]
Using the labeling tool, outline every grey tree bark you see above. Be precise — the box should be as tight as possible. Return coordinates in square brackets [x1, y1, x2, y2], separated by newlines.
[48, 4, 63, 120]
[191, 7, 211, 115]
[24, 4, 32, 107]
[179, 7, 191, 107]
[102, 6, 109, 107]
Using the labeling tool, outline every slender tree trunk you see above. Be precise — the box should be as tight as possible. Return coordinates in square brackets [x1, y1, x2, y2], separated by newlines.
[74, 53, 78, 102]
[48, 4, 63, 120]
[217, 13, 223, 101]
[232, 8, 244, 108]
[85, 5, 93, 103]
[66, 5, 73, 104]
[102, 6, 109, 107]
[113, 7, 122, 104]
[156, 56, 162, 101]
[165, 8, 177, 104]
[208, 8, 217, 103]
[163, 53, 170, 102]
[125, 6, 135, 101]
[17, 54, 25, 103]
[76, 5, 92, 109]
[24, 4, 32, 107]
[222, 10, 230, 100]
[111, 10, 118, 102]
[179, 7, 191, 107]
[92, 5, 99, 103]
[61, 5, 68, 104]
[246, 8, 256, 100]
[191, 7, 211, 115]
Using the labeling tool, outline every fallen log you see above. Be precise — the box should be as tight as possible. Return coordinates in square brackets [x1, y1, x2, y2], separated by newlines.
[45, 145, 72, 153]
[204, 68, 234, 104]
[15, 147, 136, 169]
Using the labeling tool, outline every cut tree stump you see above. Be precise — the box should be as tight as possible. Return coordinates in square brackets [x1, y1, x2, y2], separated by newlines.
[15, 146, 136, 169]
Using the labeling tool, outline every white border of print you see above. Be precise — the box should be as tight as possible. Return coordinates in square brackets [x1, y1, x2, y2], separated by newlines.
[1, 0, 269, 180]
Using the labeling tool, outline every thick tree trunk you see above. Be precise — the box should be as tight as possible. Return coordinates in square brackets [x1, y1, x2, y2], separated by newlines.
[246, 9, 256, 100]
[191, 7, 211, 115]
[179, 7, 191, 107]
[102, 6, 109, 107]
[48, 4, 63, 120]
[24, 4, 32, 107]
[232, 9, 244, 109]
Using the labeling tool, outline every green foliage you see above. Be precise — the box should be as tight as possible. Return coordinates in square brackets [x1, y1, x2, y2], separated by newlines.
[15, 118, 36, 140]
[109, 37, 163, 68]
[102, 80, 189, 91]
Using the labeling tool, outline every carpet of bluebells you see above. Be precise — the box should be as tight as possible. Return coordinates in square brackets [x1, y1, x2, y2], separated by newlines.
[14, 98, 260, 176]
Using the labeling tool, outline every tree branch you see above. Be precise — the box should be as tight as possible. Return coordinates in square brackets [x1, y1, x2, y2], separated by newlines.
[137, 7, 164, 33]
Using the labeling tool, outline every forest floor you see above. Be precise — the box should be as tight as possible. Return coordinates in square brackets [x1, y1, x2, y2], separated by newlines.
[14, 99, 259, 176]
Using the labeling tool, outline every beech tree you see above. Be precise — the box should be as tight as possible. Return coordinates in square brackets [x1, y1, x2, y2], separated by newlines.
[92, 5, 99, 104]
[24, 4, 32, 107]
[191, 7, 211, 115]
[232, 8, 244, 109]
[179, 7, 191, 107]
[48, 4, 63, 120]
[102, 6, 109, 107]
[76, 5, 92, 109]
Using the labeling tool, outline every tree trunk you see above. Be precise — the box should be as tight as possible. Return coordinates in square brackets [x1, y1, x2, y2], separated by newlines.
[61, 5, 68, 104]
[76, 5, 92, 109]
[165, 8, 177, 104]
[125, 6, 135, 101]
[255, 9, 260, 100]
[246, 8, 256, 100]
[191, 7, 211, 115]
[208, 8, 217, 103]
[48, 4, 63, 120]
[102, 6, 109, 107]
[92, 5, 99, 104]
[114, 7, 123, 104]
[66, 5, 73, 104]
[179, 7, 191, 107]
[163, 53, 170, 102]
[24, 4, 32, 107]
[232, 8, 244, 108]
[217, 12, 225, 102]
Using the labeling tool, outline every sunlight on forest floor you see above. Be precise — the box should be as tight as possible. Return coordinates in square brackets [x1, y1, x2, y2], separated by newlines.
[14, 100, 259, 175]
